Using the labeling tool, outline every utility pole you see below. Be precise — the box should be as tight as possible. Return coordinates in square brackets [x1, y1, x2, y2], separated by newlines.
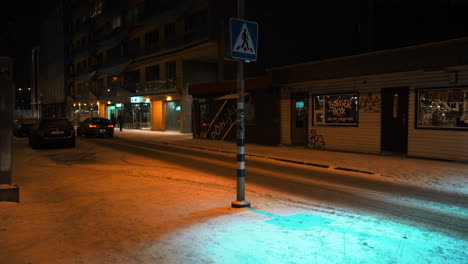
[231, 0, 250, 208]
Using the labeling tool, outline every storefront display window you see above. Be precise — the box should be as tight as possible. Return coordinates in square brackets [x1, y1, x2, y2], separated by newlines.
[313, 93, 359, 126]
[417, 88, 468, 129]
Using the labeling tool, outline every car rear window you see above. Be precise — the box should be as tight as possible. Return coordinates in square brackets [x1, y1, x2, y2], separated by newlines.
[92, 118, 110, 124]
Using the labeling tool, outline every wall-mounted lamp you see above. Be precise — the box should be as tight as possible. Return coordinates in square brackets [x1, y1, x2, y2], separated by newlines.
[166, 95, 172, 101]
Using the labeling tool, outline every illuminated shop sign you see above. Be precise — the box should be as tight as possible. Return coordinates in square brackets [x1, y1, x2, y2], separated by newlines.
[417, 88, 468, 129]
[314, 93, 359, 125]
[131, 96, 146, 103]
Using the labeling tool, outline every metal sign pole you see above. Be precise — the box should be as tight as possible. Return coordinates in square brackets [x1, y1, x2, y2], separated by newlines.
[232, 0, 250, 208]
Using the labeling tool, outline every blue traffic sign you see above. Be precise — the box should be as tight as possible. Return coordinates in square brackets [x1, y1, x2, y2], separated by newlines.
[230, 18, 258, 61]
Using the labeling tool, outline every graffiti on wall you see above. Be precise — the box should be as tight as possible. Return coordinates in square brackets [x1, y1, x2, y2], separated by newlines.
[307, 129, 325, 149]
[359, 93, 381, 113]
[203, 99, 238, 140]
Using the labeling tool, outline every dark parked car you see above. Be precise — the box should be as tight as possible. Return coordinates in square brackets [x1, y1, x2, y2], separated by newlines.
[76, 117, 114, 138]
[13, 117, 39, 137]
[29, 118, 76, 148]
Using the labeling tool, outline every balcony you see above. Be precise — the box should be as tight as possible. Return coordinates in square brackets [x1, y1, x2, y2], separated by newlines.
[134, 80, 176, 95]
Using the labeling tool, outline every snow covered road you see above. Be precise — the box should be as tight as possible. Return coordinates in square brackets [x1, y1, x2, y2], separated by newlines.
[0, 136, 466, 264]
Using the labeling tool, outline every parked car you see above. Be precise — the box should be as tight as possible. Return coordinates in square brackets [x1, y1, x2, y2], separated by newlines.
[13, 117, 39, 137]
[76, 117, 114, 138]
[29, 118, 76, 148]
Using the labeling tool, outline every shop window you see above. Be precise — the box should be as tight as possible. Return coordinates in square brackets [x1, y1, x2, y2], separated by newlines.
[417, 88, 468, 129]
[313, 93, 359, 126]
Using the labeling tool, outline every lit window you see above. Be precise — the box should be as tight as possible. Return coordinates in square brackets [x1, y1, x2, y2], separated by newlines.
[417, 88, 468, 129]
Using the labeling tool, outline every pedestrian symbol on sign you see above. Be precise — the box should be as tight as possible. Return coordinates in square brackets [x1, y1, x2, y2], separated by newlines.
[235, 26, 254, 53]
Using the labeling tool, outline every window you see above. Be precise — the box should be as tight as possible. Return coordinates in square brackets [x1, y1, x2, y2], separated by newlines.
[166, 61, 176, 88]
[126, 38, 140, 57]
[108, 46, 121, 57]
[95, 78, 105, 90]
[145, 30, 159, 51]
[146, 65, 160, 81]
[126, 5, 142, 26]
[97, 53, 104, 66]
[313, 93, 359, 125]
[165, 23, 176, 49]
[417, 88, 468, 129]
[184, 9, 208, 43]
[111, 16, 122, 30]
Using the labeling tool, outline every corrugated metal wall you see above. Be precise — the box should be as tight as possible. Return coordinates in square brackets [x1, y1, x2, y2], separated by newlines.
[280, 67, 468, 161]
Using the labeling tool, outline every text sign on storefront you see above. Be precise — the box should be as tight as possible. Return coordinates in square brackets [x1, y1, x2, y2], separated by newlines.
[314, 94, 359, 125]
[131, 96, 145, 103]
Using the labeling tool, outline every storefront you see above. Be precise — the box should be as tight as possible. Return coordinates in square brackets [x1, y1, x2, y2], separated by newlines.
[189, 76, 280, 145]
[270, 38, 468, 161]
[130, 96, 151, 129]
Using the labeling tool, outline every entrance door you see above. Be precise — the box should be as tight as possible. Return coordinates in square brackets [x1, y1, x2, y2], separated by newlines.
[381, 87, 409, 153]
[165, 100, 181, 131]
[291, 93, 308, 145]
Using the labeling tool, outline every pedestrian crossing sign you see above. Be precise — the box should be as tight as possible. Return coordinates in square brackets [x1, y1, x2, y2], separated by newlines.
[230, 18, 258, 61]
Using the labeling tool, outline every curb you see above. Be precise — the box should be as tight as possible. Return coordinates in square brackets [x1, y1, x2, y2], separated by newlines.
[149, 140, 375, 175]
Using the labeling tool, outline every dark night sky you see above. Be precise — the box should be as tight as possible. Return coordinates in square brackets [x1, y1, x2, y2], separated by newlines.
[2, 0, 468, 88]
[0, 1, 53, 88]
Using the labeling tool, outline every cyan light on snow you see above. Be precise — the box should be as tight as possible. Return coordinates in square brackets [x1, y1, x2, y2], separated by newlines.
[148, 207, 468, 264]
[249, 208, 334, 230]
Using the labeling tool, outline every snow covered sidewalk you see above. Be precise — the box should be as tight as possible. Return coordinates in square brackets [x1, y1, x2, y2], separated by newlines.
[114, 129, 468, 196]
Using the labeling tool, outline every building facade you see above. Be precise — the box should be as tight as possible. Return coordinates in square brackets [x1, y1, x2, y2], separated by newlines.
[269, 38, 468, 162]
[35, 0, 69, 119]
[66, 0, 233, 131]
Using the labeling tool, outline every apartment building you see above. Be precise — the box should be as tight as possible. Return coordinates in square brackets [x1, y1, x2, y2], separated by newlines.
[67, 0, 230, 131]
